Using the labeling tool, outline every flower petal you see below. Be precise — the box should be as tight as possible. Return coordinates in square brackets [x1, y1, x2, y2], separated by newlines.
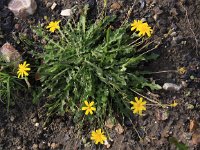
[84, 100, 89, 106]
[82, 107, 88, 110]
[91, 107, 96, 111]
[89, 109, 93, 115]
[89, 101, 94, 106]
[133, 109, 138, 114]
[141, 101, 146, 105]
[23, 61, 27, 66]
[25, 68, 31, 71]
[139, 97, 143, 103]
[135, 97, 139, 102]
[85, 110, 89, 115]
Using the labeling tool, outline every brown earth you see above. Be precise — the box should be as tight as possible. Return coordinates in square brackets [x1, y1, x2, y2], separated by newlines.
[0, 0, 200, 150]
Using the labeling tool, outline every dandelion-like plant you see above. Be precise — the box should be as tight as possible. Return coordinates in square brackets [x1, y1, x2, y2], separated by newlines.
[131, 20, 144, 31]
[131, 20, 153, 37]
[178, 67, 187, 75]
[35, 6, 161, 126]
[82, 100, 96, 115]
[91, 129, 107, 144]
[130, 97, 146, 115]
[46, 20, 61, 32]
[17, 61, 31, 78]
[137, 23, 153, 37]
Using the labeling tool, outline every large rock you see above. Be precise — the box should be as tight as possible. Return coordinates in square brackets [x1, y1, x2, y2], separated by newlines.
[8, 0, 37, 18]
[0, 42, 22, 65]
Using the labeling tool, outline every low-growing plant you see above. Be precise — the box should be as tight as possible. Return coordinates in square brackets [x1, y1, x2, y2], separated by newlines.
[0, 61, 25, 111]
[34, 5, 161, 132]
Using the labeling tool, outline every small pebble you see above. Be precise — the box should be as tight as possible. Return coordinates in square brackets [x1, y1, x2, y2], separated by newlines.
[39, 142, 47, 149]
[110, 2, 121, 11]
[163, 83, 182, 91]
[14, 23, 21, 30]
[153, 14, 158, 21]
[51, 2, 57, 10]
[32, 144, 38, 150]
[114, 123, 124, 134]
[34, 122, 39, 127]
[60, 9, 71, 16]
[50, 143, 59, 149]
[32, 117, 37, 123]
[46, 2, 52, 8]
[10, 116, 15, 122]
[104, 140, 111, 148]
[186, 104, 194, 110]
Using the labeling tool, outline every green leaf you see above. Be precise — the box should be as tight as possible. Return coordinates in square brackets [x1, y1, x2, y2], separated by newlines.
[142, 82, 162, 90]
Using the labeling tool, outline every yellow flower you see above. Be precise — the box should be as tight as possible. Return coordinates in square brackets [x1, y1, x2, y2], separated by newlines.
[131, 20, 144, 31]
[91, 129, 107, 144]
[169, 101, 178, 107]
[130, 97, 146, 115]
[178, 67, 187, 75]
[137, 22, 153, 37]
[46, 20, 61, 32]
[82, 100, 96, 115]
[17, 61, 31, 78]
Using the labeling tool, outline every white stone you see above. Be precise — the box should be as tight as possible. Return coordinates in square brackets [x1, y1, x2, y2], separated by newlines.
[162, 83, 182, 91]
[34, 122, 39, 127]
[0, 42, 22, 65]
[8, 0, 37, 18]
[51, 2, 57, 10]
[60, 9, 71, 16]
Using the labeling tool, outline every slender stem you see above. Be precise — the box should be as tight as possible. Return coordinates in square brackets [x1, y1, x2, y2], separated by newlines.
[139, 42, 160, 56]
[121, 0, 137, 26]
[24, 77, 31, 88]
[148, 70, 177, 74]
[130, 88, 163, 107]
[128, 36, 143, 46]
[127, 117, 142, 139]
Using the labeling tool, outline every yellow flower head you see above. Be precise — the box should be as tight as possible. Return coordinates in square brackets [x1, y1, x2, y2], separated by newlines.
[169, 100, 178, 107]
[131, 20, 144, 31]
[91, 129, 107, 144]
[130, 97, 146, 115]
[17, 61, 31, 78]
[178, 67, 187, 75]
[82, 100, 96, 115]
[46, 20, 61, 32]
[137, 22, 153, 37]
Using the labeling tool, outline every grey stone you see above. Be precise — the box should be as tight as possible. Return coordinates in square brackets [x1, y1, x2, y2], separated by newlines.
[32, 144, 38, 150]
[10, 116, 15, 122]
[8, 0, 37, 18]
[162, 83, 182, 91]
[0, 42, 22, 65]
